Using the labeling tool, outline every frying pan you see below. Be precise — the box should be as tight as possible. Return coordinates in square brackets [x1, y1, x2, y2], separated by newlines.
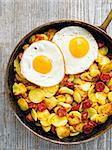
[6, 10, 112, 144]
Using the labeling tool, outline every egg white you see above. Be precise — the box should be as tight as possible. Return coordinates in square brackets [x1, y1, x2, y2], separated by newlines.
[52, 26, 98, 74]
[20, 40, 65, 87]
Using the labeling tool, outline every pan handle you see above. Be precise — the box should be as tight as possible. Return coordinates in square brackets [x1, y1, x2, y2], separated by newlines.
[99, 10, 112, 31]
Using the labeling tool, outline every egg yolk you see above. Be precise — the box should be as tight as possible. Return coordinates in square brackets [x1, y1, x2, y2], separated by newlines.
[33, 55, 52, 74]
[69, 37, 89, 58]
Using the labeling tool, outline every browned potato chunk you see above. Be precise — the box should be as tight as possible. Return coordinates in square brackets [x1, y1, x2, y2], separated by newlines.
[17, 98, 29, 111]
[44, 97, 58, 110]
[101, 62, 112, 73]
[56, 126, 70, 139]
[42, 84, 59, 98]
[13, 83, 27, 95]
[28, 88, 45, 103]
[98, 103, 112, 115]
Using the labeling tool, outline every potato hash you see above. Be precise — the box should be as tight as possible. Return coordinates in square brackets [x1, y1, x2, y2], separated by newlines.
[12, 29, 112, 139]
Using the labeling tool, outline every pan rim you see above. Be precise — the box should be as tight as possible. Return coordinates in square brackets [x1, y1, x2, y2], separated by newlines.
[5, 19, 112, 145]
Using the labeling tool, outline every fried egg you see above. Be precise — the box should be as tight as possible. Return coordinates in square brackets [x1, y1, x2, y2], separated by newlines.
[21, 40, 65, 87]
[52, 26, 98, 74]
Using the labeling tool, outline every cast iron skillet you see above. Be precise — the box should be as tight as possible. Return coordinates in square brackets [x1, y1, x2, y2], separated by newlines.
[6, 10, 112, 144]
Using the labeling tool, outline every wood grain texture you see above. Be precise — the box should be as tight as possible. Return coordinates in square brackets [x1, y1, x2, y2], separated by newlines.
[0, 0, 112, 149]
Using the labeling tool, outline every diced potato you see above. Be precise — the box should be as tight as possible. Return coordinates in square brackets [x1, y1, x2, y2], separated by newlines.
[98, 46, 108, 56]
[96, 114, 108, 123]
[89, 63, 99, 70]
[86, 108, 97, 119]
[56, 95, 66, 103]
[68, 111, 81, 125]
[98, 103, 112, 115]
[108, 92, 112, 102]
[89, 63, 100, 77]
[101, 62, 112, 73]
[13, 83, 27, 95]
[74, 78, 83, 84]
[28, 88, 45, 103]
[73, 90, 82, 103]
[70, 132, 80, 136]
[96, 54, 110, 67]
[31, 109, 38, 121]
[59, 87, 74, 95]
[103, 86, 109, 94]
[26, 85, 37, 90]
[80, 72, 92, 81]
[17, 98, 29, 111]
[89, 93, 97, 103]
[42, 126, 51, 132]
[107, 78, 112, 87]
[14, 57, 25, 79]
[65, 94, 73, 104]
[80, 82, 91, 91]
[92, 102, 99, 112]
[42, 84, 59, 98]
[88, 84, 95, 97]
[91, 114, 99, 121]
[44, 97, 58, 110]
[56, 126, 70, 139]
[37, 110, 50, 121]
[95, 92, 107, 105]
[23, 44, 29, 50]
[69, 126, 80, 136]
[51, 115, 67, 127]
[75, 123, 84, 132]
[40, 119, 51, 127]
[48, 113, 56, 124]
[54, 106, 61, 113]
[58, 102, 71, 112]
[68, 75, 74, 82]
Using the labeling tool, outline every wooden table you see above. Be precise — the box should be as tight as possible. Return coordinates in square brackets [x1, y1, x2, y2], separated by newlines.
[0, 0, 112, 149]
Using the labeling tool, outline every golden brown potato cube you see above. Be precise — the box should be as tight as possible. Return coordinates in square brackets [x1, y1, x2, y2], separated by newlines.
[17, 98, 29, 111]
[37, 109, 50, 121]
[75, 123, 84, 132]
[13, 83, 27, 95]
[108, 92, 112, 102]
[73, 90, 82, 103]
[80, 82, 91, 91]
[58, 102, 71, 112]
[42, 126, 51, 132]
[95, 92, 107, 105]
[14, 57, 25, 79]
[96, 114, 108, 123]
[59, 87, 74, 95]
[65, 94, 73, 104]
[44, 97, 58, 110]
[28, 88, 45, 103]
[51, 115, 67, 127]
[101, 62, 112, 73]
[56, 126, 70, 139]
[56, 95, 66, 103]
[98, 46, 108, 56]
[98, 103, 112, 115]
[96, 54, 110, 67]
[23, 44, 29, 50]
[31, 109, 38, 121]
[68, 111, 81, 125]
[42, 84, 59, 98]
[80, 72, 92, 81]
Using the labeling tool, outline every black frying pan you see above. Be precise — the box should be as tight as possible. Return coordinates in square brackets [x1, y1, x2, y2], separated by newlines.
[6, 10, 112, 144]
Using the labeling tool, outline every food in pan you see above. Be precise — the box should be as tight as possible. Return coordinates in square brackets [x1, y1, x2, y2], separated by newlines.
[12, 27, 112, 139]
